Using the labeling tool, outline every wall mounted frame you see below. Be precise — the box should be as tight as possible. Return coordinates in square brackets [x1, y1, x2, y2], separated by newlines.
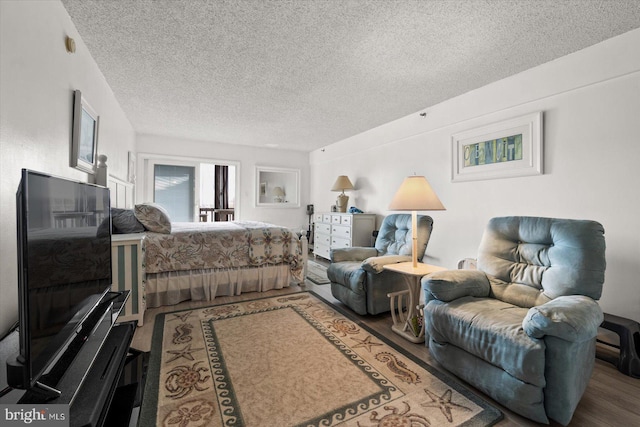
[256, 166, 300, 207]
[452, 111, 543, 182]
[71, 90, 100, 174]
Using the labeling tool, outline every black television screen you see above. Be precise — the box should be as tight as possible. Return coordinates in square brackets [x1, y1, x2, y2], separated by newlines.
[13, 169, 112, 389]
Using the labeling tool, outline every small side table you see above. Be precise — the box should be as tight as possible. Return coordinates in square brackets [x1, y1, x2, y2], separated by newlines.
[111, 234, 146, 326]
[384, 262, 446, 343]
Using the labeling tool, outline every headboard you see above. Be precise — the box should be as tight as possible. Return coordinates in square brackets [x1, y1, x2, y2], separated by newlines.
[107, 175, 134, 209]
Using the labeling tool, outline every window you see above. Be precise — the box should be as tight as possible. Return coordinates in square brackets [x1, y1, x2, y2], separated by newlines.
[154, 164, 195, 222]
[140, 154, 239, 222]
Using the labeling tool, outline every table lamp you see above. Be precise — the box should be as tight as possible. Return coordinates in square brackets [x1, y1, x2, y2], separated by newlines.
[273, 186, 285, 203]
[388, 175, 445, 268]
[331, 175, 354, 212]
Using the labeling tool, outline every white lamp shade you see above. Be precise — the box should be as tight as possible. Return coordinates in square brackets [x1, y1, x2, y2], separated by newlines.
[331, 175, 354, 192]
[273, 186, 285, 197]
[388, 176, 445, 211]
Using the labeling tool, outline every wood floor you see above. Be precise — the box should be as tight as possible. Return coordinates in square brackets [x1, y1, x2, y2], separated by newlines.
[132, 279, 640, 427]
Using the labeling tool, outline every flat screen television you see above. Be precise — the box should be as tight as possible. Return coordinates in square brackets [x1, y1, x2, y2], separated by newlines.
[7, 169, 112, 392]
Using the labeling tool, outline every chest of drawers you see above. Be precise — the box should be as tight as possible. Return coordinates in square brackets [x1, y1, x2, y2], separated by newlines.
[313, 212, 376, 260]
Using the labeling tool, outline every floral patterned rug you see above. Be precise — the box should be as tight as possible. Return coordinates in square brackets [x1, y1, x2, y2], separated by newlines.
[140, 292, 502, 426]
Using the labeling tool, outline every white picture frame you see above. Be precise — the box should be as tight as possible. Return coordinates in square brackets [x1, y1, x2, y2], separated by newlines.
[255, 166, 300, 207]
[451, 111, 543, 182]
[128, 151, 136, 184]
[71, 90, 100, 174]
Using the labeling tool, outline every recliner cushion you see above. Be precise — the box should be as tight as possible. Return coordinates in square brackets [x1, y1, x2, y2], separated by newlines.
[426, 297, 546, 387]
[375, 214, 433, 259]
[361, 255, 411, 273]
[326, 261, 366, 294]
[478, 216, 605, 307]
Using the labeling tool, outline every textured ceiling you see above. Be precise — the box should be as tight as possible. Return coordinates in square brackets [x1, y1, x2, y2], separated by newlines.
[60, 0, 640, 152]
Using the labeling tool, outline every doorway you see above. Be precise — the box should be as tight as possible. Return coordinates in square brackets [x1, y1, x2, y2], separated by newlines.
[141, 154, 239, 222]
[199, 164, 236, 221]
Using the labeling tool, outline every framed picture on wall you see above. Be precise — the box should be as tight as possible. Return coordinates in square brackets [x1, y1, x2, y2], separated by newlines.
[71, 89, 100, 174]
[451, 111, 543, 182]
[255, 166, 300, 207]
[128, 151, 136, 184]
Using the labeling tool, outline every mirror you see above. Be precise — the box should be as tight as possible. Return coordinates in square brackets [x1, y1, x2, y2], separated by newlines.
[256, 166, 300, 207]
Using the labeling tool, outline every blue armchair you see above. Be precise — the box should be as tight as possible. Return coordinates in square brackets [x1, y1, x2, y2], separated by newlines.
[421, 216, 606, 425]
[327, 214, 433, 315]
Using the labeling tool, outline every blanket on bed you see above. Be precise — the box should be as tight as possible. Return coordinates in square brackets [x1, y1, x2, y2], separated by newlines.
[143, 221, 303, 279]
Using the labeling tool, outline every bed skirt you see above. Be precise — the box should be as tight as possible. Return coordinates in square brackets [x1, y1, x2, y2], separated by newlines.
[145, 264, 300, 308]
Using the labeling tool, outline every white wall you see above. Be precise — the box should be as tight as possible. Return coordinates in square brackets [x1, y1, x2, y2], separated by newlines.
[0, 1, 136, 336]
[136, 133, 310, 231]
[311, 29, 640, 323]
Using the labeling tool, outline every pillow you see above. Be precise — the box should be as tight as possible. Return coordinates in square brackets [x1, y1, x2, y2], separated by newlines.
[134, 203, 172, 234]
[111, 208, 145, 234]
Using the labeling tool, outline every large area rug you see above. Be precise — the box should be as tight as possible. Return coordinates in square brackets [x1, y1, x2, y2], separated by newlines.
[140, 292, 502, 426]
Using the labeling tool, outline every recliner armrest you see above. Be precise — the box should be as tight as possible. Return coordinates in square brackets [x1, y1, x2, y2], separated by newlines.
[361, 255, 412, 273]
[523, 295, 604, 342]
[421, 270, 491, 302]
[330, 247, 377, 263]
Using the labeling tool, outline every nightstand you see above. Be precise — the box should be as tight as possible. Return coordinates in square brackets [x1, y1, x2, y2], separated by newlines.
[383, 262, 446, 343]
[111, 234, 146, 325]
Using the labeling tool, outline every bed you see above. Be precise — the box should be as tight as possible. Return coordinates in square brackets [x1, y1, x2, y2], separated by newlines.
[142, 220, 306, 308]
[107, 192, 307, 310]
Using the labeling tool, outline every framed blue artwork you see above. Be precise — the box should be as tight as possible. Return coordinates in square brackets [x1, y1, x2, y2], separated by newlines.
[452, 111, 543, 182]
[71, 89, 100, 174]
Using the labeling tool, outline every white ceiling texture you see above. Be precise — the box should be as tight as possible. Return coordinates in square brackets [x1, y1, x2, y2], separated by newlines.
[61, 0, 640, 152]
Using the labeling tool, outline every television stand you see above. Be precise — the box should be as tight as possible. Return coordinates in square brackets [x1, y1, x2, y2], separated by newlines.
[29, 380, 62, 401]
[68, 322, 136, 426]
[1, 292, 140, 427]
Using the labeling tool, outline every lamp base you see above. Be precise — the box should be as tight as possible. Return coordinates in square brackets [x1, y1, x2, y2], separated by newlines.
[336, 194, 349, 213]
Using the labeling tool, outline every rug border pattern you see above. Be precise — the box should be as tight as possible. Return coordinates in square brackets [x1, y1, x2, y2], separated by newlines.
[139, 291, 503, 427]
[203, 303, 400, 426]
[202, 320, 244, 426]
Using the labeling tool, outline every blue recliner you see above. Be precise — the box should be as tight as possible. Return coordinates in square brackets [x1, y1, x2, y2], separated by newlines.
[327, 214, 433, 315]
[422, 217, 606, 425]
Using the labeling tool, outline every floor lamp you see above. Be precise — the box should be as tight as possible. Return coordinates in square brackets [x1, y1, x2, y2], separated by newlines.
[388, 176, 445, 268]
